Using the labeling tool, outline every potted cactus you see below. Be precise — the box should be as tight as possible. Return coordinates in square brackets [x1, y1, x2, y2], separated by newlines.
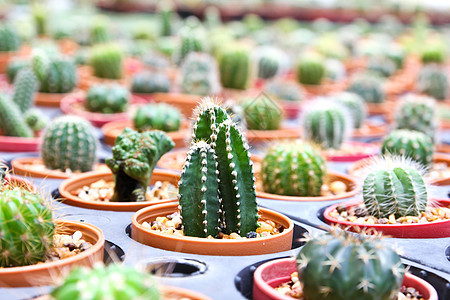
[0, 24, 25, 73]
[264, 79, 305, 119]
[416, 64, 449, 101]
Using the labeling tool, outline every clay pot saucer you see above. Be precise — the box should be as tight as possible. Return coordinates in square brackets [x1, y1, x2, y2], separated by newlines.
[131, 202, 294, 256]
[323, 141, 380, 162]
[0, 220, 104, 287]
[58, 169, 179, 211]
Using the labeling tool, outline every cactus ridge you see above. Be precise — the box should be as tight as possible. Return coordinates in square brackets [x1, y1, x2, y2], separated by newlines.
[12, 68, 38, 113]
[334, 91, 366, 129]
[133, 103, 181, 132]
[85, 84, 129, 114]
[218, 46, 251, 90]
[0, 25, 20, 52]
[417, 65, 449, 100]
[347, 74, 385, 104]
[0, 95, 33, 137]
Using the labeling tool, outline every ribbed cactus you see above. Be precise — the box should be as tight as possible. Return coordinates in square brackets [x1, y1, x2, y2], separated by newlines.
[296, 52, 325, 85]
[131, 71, 170, 94]
[39, 58, 77, 93]
[12, 68, 38, 113]
[421, 43, 446, 64]
[0, 25, 20, 52]
[85, 84, 129, 114]
[179, 98, 258, 237]
[297, 230, 405, 300]
[133, 103, 181, 132]
[180, 52, 221, 96]
[106, 128, 174, 202]
[50, 264, 160, 300]
[334, 92, 366, 129]
[362, 156, 428, 218]
[382, 130, 433, 169]
[7, 58, 29, 83]
[347, 73, 386, 104]
[417, 65, 448, 100]
[218, 44, 251, 90]
[89, 16, 110, 44]
[367, 56, 396, 78]
[178, 17, 205, 63]
[0, 189, 54, 267]
[261, 141, 326, 196]
[32, 4, 47, 36]
[159, 3, 173, 37]
[90, 44, 123, 79]
[255, 48, 281, 79]
[24, 108, 47, 131]
[42, 116, 97, 172]
[241, 96, 283, 130]
[265, 80, 303, 102]
[0, 95, 33, 137]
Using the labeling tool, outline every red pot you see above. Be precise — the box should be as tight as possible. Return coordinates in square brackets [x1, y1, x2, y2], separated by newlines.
[324, 141, 380, 162]
[0, 135, 41, 152]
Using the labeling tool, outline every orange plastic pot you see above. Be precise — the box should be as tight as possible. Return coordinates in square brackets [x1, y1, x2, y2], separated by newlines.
[58, 169, 179, 211]
[0, 220, 104, 287]
[132, 92, 202, 118]
[131, 202, 294, 256]
[366, 101, 396, 117]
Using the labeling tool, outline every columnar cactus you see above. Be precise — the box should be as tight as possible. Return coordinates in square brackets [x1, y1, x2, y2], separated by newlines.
[32, 4, 47, 36]
[265, 80, 303, 102]
[85, 84, 129, 114]
[24, 108, 47, 131]
[0, 189, 54, 267]
[218, 44, 251, 90]
[297, 230, 405, 300]
[262, 141, 326, 196]
[333, 92, 367, 129]
[42, 116, 97, 172]
[7, 58, 29, 83]
[89, 16, 110, 44]
[347, 73, 386, 103]
[362, 156, 428, 218]
[179, 52, 221, 96]
[131, 71, 170, 94]
[158, 2, 173, 37]
[106, 128, 174, 202]
[0, 25, 20, 52]
[178, 17, 205, 63]
[416, 65, 448, 100]
[381, 130, 433, 169]
[0, 95, 33, 137]
[12, 68, 38, 113]
[241, 96, 283, 130]
[90, 44, 123, 79]
[133, 103, 181, 132]
[296, 52, 325, 85]
[50, 264, 160, 300]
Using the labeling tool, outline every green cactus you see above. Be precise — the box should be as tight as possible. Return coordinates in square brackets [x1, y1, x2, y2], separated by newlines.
[42, 116, 97, 172]
[381, 129, 433, 169]
[178, 17, 205, 63]
[32, 4, 47, 36]
[256, 49, 280, 79]
[421, 43, 446, 64]
[7, 58, 29, 83]
[0, 189, 54, 267]
[131, 71, 170, 94]
[90, 44, 123, 80]
[241, 96, 283, 130]
[133, 103, 181, 132]
[89, 16, 110, 44]
[85, 84, 129, 114]
[296, 52, 325, 85]
[24, 108, 47, 131]
[347, 73, 386, 103]
[265, 80, 303, 102]
[106, 128, 174, 202]
[159, 2, 173, 37]
[0, 25, 20, 52]
[179, 98, 258, 237]
[386, 44, 406, 69]
[262, 141, 326, 196]
[0, 95, 33, 137]
[367, 56, 396, 78]
[417, 65, 448, 100]
[204, 6, 221, 29]
[218, 44, 251, 90]
[333, 92, 367, 129]
[362, 156, 428, 218]
[12, 68, 38, 113]
[180, 52, 220, 96]
[297, 230, 405, 300]
[50, 264, 160, 300]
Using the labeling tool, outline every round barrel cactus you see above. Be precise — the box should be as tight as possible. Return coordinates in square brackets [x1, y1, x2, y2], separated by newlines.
[0, 25, 20, 52]
[421, 43, 446, 64]
[241, 96, 283, 130]
[131, 71, 170, 94]
[38, 58, 77, 93]
[254, 47, 286, 80]
[296, 52, 325, 85]
[85, 84, 129, 114]
[42, 116, 97, 172]
[265, 80, 303, 102]
[416, 65, 448, 100]
[333, 92, 366, 129]
[218, 44, 251, 90]
[180, 52, 220, 96]
[262, 141, 326, 196]
[347, 73, 385, 104]
[133, 103, 181, 132]
[367, 56, 396, 78]
[90, 44, 123, 79]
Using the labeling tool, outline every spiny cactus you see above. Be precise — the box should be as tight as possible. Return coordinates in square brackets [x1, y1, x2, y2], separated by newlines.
[0, 95, 33, 137]
[367, 56, 396, 78]
[39, 58, 77, 93]
[50, 264, 160, 300]
[32, 4, 47, 36]
[89, 16, 110, 44]
[133, 103, 181, 132]
[347, 73, 386, 104]
[179, 52, 221, 96]
[333, 92, 366, 129]
[296, 52, 325, 85]
[421, 43, 446, 64]
[381, 130, 433, 169]
[262, 141, 326, 196]
[12, 68, 38, 113]
[241, 96, 283, 130]
[90, 44, 123, 79]
[297, 230, 405, 300]
[265, 80, 303, 102]
[7, 58, 29, 83]
[0, 189, 54, 267]
[158, 2, 173, 37]
[178, 17, 205, 63]
[362, 156, 428, 218]
[24, 108, 47, 131]
[131, 71, 170, 94]
[218, 44, 251, 90]
[386, 44, 406, 69]
[416, 65, 448, 100]
[179, 98, 258, 237]
[0, 25, 20, 52]
[255, 48, 281, 79]
[85, 84, 129, 114]
[42, 116, 97, 172]
[106, 128, 174, 202]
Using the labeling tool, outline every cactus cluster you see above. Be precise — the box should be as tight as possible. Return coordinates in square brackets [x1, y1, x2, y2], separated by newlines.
[85, 84, 129, 114]
[241, 96, 283, 130]
[218, 44, 251, 90]
[262, 141, 326, 196]
[106, 128, 174, 202]
[180, 52, 221, 96]
[178, 98, 258, 238]
[416, 65, 448, 100]
[90, 44, 123, 79]
[133, 103, 181, 132]
[131, 71, 171, 94]
[42, 116, 97, 172]
[265, 80, 303, 102]
[0, 25, 20, 52]
[347, 73, 385, 103]
[24, 108, 47, 131]
[296, 52, 325, 85]
[333, 91, 367, 129]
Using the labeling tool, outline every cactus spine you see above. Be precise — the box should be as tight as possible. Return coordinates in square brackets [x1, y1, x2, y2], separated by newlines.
[90, 44, 123, 79]
[296, 52, 325, 85]
[347, 73, 386, 103]
[241, 96, 283, 130]
[85, 84, 129, 114]
[333, 92, 366, 129]
[417, 65, 448, 100]
[218, 44, 251, 90]
[133, 103, 181, 132]
[0, 95, 33, 137]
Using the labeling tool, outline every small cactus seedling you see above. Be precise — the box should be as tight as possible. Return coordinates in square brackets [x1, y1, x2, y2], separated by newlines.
[296, 52, 326, 85]
[262, 141, 326, 196]
[416, 65, 449, 100]
[133, 103, 181, 132]
[179, 52, 221, 96]
[12, 67, 38, 113]
[265, 80, 303, 102]
[381, 129, 433, 169]
[0, 24, 20, 52]
[131, 71, 170, 94]
[333, 92, 367, 129]
[24, 108, 47, 131]
[90, 44, 123, 79]
[42, 116, 97, 172]
[241, 96, 283, 130]
[85, 84, 129, 114]
[106, 128, 174, 202]
[0, 95, 33, 137]
[347, 73, 386, 104]
[218, 44, 251, 90]
[297, 230, 405, 300]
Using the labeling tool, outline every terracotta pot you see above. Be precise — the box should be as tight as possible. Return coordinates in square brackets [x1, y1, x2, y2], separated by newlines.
[323, 198, 450, 239]
[301, 79, 348, 97]
[57, 38, 79, 55]
[159, 286, 212, 300]
[35, 90, 77, 107]
[351, 121, 389, 140]
[0, 50, 22, 73]
[0, 135, 41, 152]
[436, 144, 450, 154]
[246, 126, 301, 144]
[11, 157, 108, 179]
[366, 100, 396, 117]
[101, 119, 189, 148]
[58, 169, 179, 211]
[133, 92, 202, 118]
[78, 67, 130, 91]
[0, 219, 104, 287]
[253, 258, 438, 300]
[278, 100, 302, 119]
[324, 141, 380, 162]
[131, 202, 294, 256]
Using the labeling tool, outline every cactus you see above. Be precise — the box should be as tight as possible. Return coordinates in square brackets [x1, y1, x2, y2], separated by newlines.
[89, 16, 110, 44]
[7, 58, 29, 83]
[255, 49, 280, 79]
[178, 17, 205, 63]
[421, 43, 446, 64]
[218, 44, 251, 90]
[133, 103, 181, 132]
[381, 130, 433, 169]
[24, 108, 47, 131]
[347, 73, 386, 103]
[12, 68, 38, 113]
[158, 2, 173, 37]
[362, 156, 428, 218]
[131, 71, 170, 94]
[50, 264, 160, 300]
[265, 80, 303, 102]
[85, 84, 129, 114]
[179, 52, 221, 96]
[90, 44, 123, 79]
[262, 141, 326, 196]
[367, 56, 396, 78]
[297, 230, 405, 300]
[0, 95, 33, 137]
[42, 116, 97, 172]
[386, 44, 406, 69]
[32, 4, 47, 36]
[0, 189, 54, 267]
[106, 128, 174, 202]
[416, 65, 448, 100]
[241, 96, 283, 130]
[0, 25, 20, 52]
[179, 98, 258, 237]
[296, 52, 325, 85]
[333, 92, 366, 129]
[204, 6, 221, 29]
